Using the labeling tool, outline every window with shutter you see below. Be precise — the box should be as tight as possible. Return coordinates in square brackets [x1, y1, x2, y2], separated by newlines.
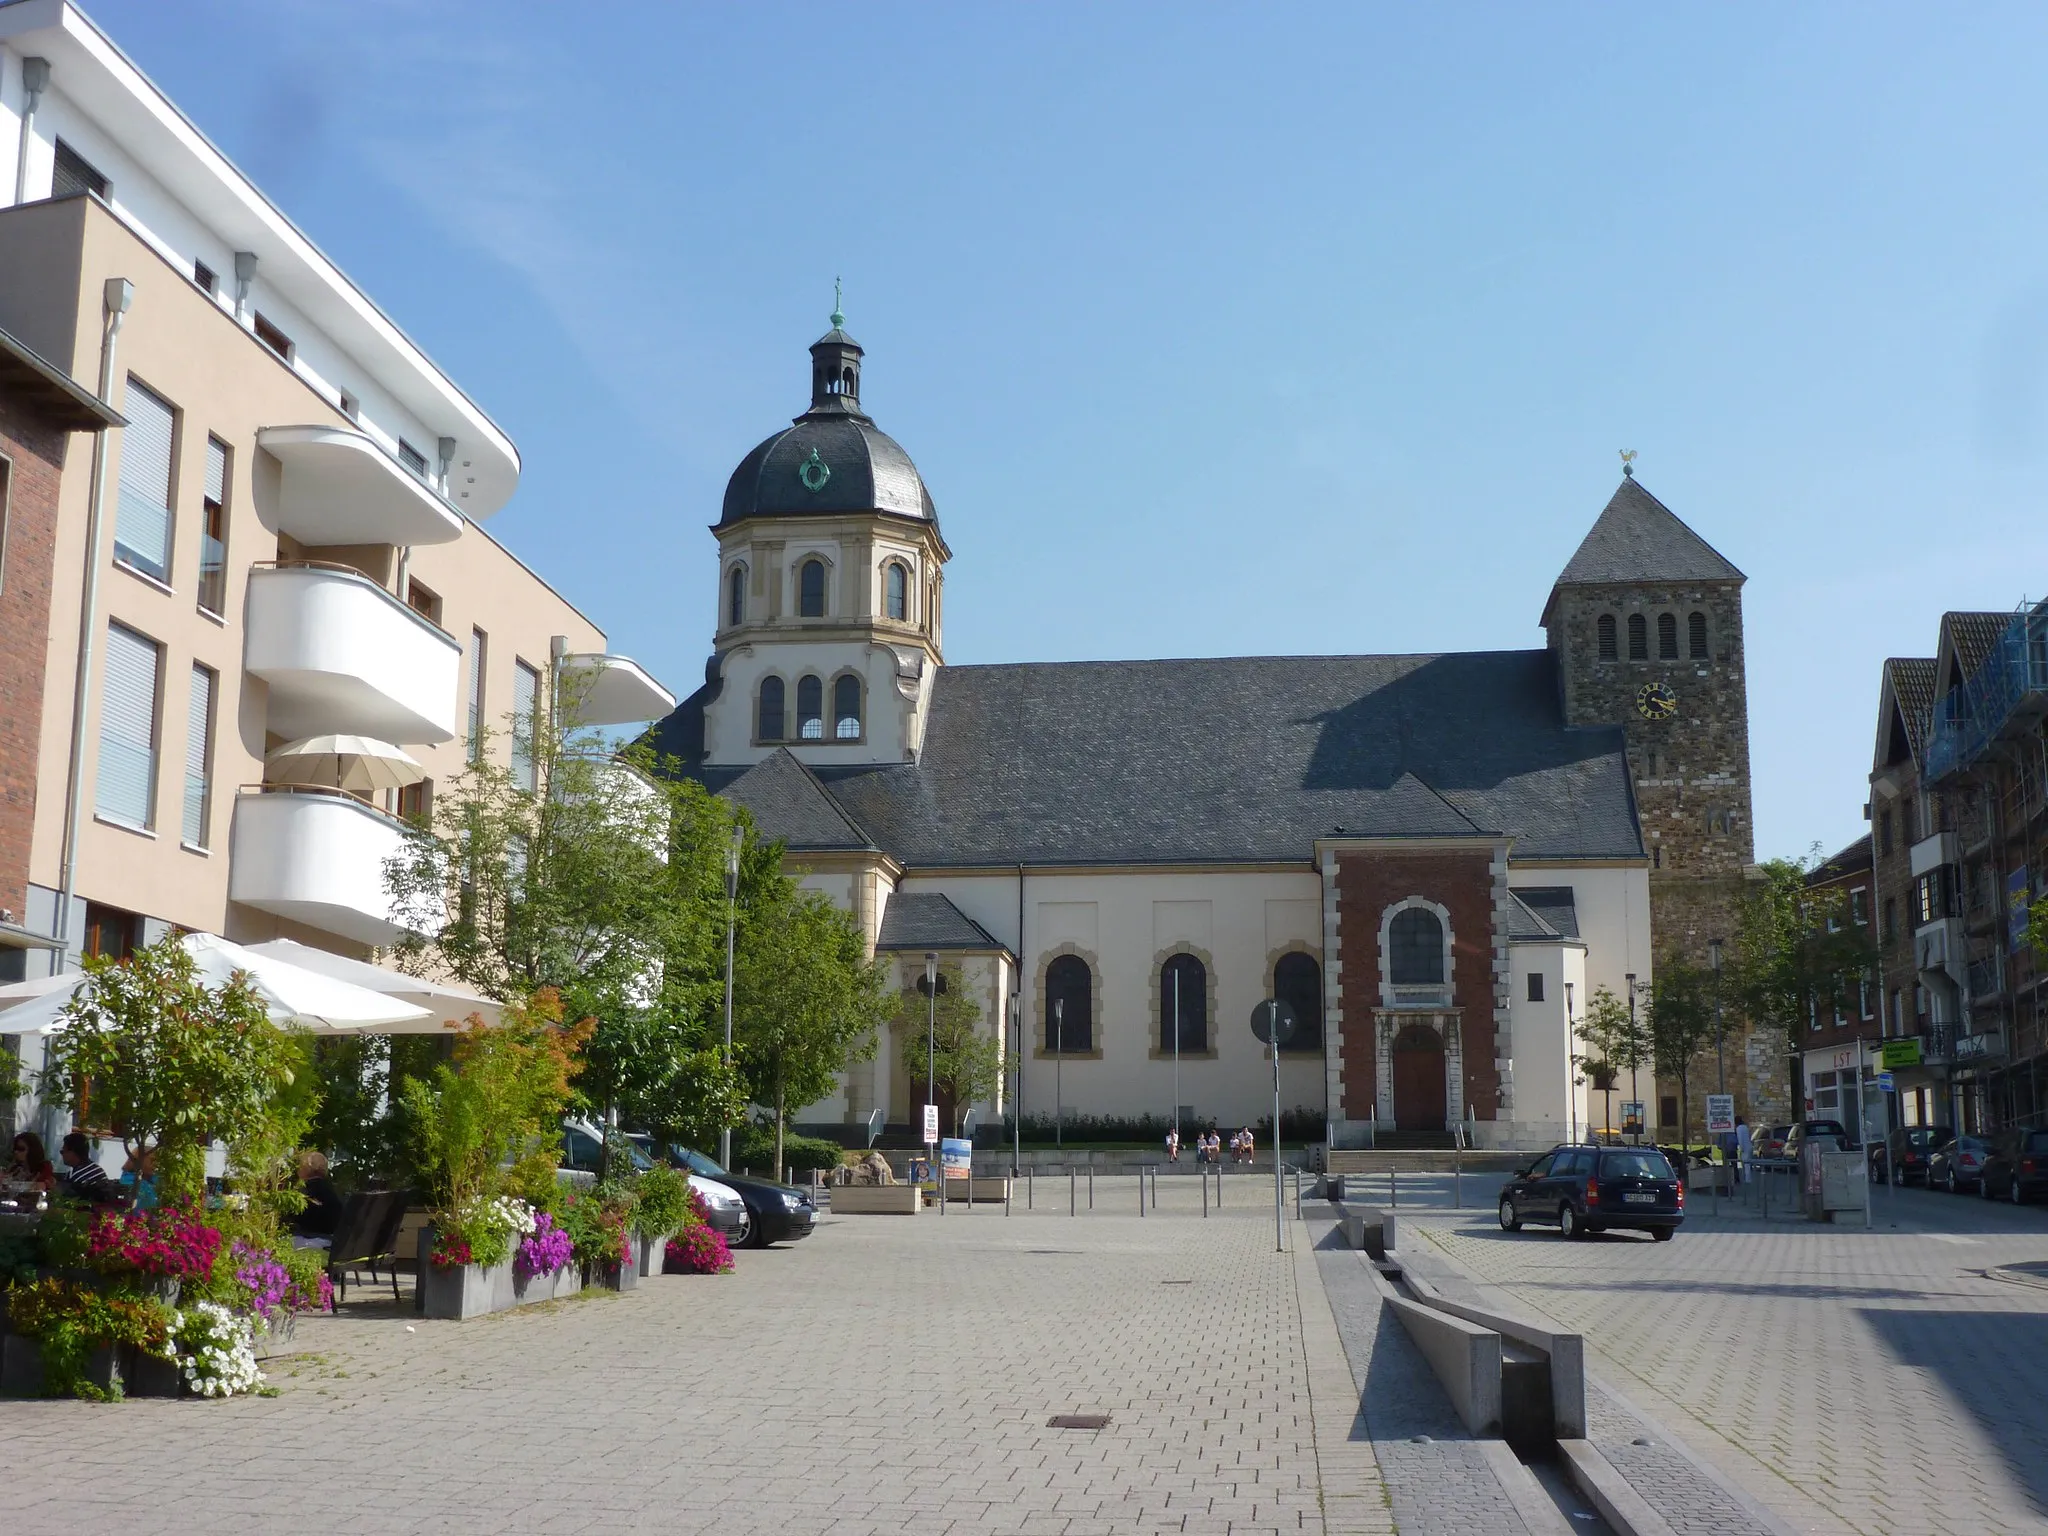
[97, 623, 161, 829]
[511, 660, 539, 790]
[183, 665, 215, 847]
[198, 438, 229, 615]
[52, 139, 109, 200]
[115, 379, 176, 583]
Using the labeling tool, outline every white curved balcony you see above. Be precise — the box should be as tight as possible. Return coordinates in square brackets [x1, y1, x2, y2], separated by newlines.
[228, 787, 429, 947]
[556, 653, 676, 726]
[256, 425, 465, 547]
[245, 563, 461, 744]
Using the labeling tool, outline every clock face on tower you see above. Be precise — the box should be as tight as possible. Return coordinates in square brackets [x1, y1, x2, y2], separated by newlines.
[1635, 682, 1678, 721]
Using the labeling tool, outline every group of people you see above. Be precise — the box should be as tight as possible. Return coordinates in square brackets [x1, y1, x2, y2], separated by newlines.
[3, 1130, 130, 1209]
[1163, 1127, 1258, 1165]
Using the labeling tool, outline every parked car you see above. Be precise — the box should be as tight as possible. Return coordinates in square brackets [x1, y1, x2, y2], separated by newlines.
[1979, 1127, 2048, 1205]
[1497, 1143, 1683, 1241]
[559, 1120, 749, 1239]
[1751, 1125, 1793, 1162]
[1782, 1120, 1852, 1163]
[641, 1140, 817, 1248]
[1928, 1134, 1991, 1194]
[1868, 1125, 1955, 1184]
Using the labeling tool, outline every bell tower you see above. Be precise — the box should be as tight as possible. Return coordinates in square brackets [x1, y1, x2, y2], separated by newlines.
[698, 304, 951, 768]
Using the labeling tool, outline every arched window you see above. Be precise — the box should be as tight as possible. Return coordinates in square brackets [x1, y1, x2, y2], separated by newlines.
[1159, 953, 1207, 1053]
[727, 565, 746, 627]
[841, 366, 856, 396]
[1657, 613, 1678, 659]
[885, 562, 908, 622]
[833, 674, 862, 739]
[1597, 614, 1617, 660]
[1274, 952, 1322, 1051]
[756, 676, 785, 742]
[1388, 907, 1445, 985]
[798, 558, 827, 618]
[1045, 956, 1092, 1052]
[1627, 613, 1648, 660]
[796, 675, 823, 739]
[1688, 611, 1708, 659]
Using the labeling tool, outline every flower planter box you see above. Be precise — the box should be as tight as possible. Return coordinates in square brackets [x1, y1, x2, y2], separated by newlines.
[0, 1334, 118, 1398]
[827, 1185, 922, 1215]
[586, 1257, 637, 1293]
[118, 1343, 183, 1398]
[634, 1231, 673, 1278]
[513, 1263, 583, 1306]
[415, 1227, 586, 1320]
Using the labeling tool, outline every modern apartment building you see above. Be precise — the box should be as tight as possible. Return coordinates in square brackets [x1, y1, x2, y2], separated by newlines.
[0, 1, 670, 1007]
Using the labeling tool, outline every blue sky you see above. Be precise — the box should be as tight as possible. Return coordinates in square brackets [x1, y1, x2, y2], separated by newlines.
[90, 1, 2048, 863]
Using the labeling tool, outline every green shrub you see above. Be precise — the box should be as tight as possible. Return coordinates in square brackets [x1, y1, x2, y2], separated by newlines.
[730, 1121, 839, 1175]
[633, 1164, 693, 1235]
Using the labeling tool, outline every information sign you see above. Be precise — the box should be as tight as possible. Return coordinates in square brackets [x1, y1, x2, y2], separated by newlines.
[1877, 1071, 1895, 1093]
[1706, 1094, 1736, 1135]
[922, 1103, 940, 1145]
[1620, 1100, 1645, 1136]
[1880, 1038, 1922, 1071]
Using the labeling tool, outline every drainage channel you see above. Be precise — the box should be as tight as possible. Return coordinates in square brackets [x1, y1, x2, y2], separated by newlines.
[1519, 1447, 1615, 1531]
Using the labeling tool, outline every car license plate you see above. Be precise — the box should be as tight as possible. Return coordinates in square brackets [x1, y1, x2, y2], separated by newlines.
[1624, 1192, 1656, 1204]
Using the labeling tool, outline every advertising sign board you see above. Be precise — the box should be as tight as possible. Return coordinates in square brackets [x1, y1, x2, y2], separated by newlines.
[922, 1103, 940, 1145]
[940, 1138, 972, 1183]
[1620, 1100, 1644, 1136]
[1706, 1094, 1736, 1135]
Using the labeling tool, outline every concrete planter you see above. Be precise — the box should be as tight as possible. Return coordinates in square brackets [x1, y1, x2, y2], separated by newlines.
[513, 1261, 583, 1306]
[633, 1231, 673, 1278]
[0, 1334, 118, 1398]
[828, 1185, 922, 1215]
[586, 1256, 637, 1293]
[119, 1343, 184, 1397]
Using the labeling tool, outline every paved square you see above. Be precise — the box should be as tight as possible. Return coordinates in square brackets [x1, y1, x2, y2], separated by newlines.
[0, 1186, 1390, 1536]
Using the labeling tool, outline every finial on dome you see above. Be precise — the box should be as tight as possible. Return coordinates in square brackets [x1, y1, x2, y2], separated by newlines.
[830, 276, 845, 331]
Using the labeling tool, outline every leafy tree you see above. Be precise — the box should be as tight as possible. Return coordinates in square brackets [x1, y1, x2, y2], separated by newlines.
[893, 963, 999, 1138]
[1576, 984, 1648, 1140]
[1649, 958, 1717, 1150]
[1733, 853, 1879, 1110]
[38, 938, 304, 1202]
[733, 879, 886, 1181]
[387, 672, 740, 1171]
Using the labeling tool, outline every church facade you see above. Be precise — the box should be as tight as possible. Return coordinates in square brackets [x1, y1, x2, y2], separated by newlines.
[650, 316, 1759, 1147]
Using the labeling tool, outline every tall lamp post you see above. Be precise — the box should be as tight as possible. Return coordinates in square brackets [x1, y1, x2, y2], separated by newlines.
[1625, 971, 1643, 1144]
[1708, 939, 1726, 1096]
[720, 825, 742, 1169]
[1054, 998, 1064, 1149]
[1011, 991, 1022, 1176]
[1172, 967, 1182, 1143]
[924, 951, 939, 1147]
[1565, 981, 1578, 1143]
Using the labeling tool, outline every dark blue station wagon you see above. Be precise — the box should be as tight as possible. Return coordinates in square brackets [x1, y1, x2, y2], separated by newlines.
[1498, 1143, 1684, 1241]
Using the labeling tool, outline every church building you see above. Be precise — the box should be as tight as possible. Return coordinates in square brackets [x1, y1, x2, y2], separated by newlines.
[649, 313, 1758, 1147]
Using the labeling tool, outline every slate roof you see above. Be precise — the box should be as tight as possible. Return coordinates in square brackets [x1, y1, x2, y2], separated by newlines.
[1883, 657, 1937, 764]
[653, 649, 1643, 869]
[1805, 834, 1873, 888]
[875, 893, 1010, 954]
[711, 749, 874, 852]
[1942, 611, 2011, 683]
[1511, 886, 1581, 940]
[1544, 477, 1744, 619]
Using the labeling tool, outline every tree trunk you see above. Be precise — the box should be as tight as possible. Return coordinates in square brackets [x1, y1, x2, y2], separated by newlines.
[773, 1062, 786, 1186]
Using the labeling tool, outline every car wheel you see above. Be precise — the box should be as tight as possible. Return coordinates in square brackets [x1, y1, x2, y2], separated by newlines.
[1947, 1170, 1958, 1195]
[746, 1212, 773, 1248]
[729, 1208, 754, 1247]
[1498, 1197, 1520, 1232]
[1558, 1203, 1580, 1239]
[1652, 1226, 1675, 1242]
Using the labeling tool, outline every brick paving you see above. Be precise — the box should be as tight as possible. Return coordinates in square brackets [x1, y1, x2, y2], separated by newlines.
[0, 1187, 1409, 1536]
[1405, 1182, 2048, 1536]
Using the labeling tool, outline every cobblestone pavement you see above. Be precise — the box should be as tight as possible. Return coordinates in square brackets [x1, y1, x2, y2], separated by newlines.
[0, 1187, 1409, 1536]
[1405, 1182, 2048, 1536]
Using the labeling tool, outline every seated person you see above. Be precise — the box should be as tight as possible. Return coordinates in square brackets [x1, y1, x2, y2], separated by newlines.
[57, 1132, 114, 1201]
[118, 1146, 160, 1209]
[293, 1150, 345, 1239]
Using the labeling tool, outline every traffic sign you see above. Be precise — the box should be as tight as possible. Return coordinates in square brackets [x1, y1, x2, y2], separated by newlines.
[1250, 998, 1297, 1046]
[922, 1103, 939, 1145]
[1706, 1094, 1736, 1135]
[1877, 1071, 1895, 1093]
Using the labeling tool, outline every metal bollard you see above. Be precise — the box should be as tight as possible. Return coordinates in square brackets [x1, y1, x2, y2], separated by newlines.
[1140, 1166, 1147, 1217]
[1027, 1166, 1034, 1209]
[1005, 1173, 1012, 1217]
[1391, 1170, 1398, 1208]
[1088, 1162, 1094, 1210]
[1454, 1150, 1462, 1210]
[1202, 1168, 1209, 1217]
[1216, 1163, 1223, 1208]
[1070, 1168, 1077, 1216]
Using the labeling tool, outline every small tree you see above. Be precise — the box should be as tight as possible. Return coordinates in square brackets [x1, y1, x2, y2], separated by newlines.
[39, 937, 303, 1202]
[1577, 985, 1649, 1141]
[893, 964, 999, 1137]
[1576, 1057, 1621, 1141]
[1733, 853, 1879, 1112]
[734, 883, 886, 1181]
[1649, 958, 1717, 1152]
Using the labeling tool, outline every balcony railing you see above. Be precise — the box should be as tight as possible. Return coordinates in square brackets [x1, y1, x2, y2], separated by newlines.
[1926, 597, 2048, 782]
[227, 785, 435, 947]
[1921, 1024, 1959, 1064]
[244, 562, 461, 743]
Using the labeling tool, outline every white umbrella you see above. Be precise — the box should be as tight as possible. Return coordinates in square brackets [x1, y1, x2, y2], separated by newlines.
[243, 938, 499, 1032]
[0, 932, 429, 1036]
[265, 735, 424, 796]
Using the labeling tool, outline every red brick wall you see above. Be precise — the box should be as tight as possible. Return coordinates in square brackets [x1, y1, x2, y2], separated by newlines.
[1335, 849, 1501, 1121]
[0, 392, 70, 922]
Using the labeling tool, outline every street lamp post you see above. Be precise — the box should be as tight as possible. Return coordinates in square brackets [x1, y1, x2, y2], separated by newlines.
[1708, 939, 1726, 1096]
[1054, 998, 1064, 1149]
[1172, 967, 1182, 1143]
[1011, 992, 1022, 1177]
[924, 951, 938, 1143]
[1626, 971, 1642, 1144]
[1565, 981, 1578, 1143]
[720, 825, 741, 1169]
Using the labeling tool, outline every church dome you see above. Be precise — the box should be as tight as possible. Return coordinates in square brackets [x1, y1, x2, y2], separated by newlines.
[718, 313, 938, 529]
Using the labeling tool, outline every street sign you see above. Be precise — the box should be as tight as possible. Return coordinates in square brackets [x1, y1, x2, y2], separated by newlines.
[1880, 1038, 1922, 1070]
[1620, 1100, 1645, 1136]
[1706, 1094, 1736, 1135]
[1250, 998, 1297, 1046]
[1877, 1071, 1895, 1093]
[922, 1103, 939, 1145]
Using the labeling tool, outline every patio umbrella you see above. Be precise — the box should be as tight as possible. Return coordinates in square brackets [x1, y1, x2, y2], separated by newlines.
[243, 938, 500, 1032]
[0, 932, 429, 1036]
[264, 735, 424, 796]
